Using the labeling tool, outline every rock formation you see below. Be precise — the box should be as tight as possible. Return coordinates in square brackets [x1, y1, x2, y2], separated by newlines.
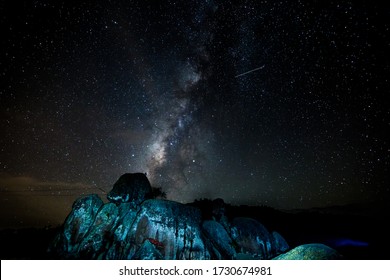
[49, 173, 339, 260]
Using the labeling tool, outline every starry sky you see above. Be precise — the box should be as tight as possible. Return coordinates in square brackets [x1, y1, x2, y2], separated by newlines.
[1, 0, 389, 229]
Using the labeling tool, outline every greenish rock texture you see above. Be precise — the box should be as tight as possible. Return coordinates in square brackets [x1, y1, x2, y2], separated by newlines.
[273, 243, 343, 260]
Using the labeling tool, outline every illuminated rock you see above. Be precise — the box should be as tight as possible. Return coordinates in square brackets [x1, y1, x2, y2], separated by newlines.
[127, 199, 210, 260]
[132, 239, 163, 260]
[77, 203, 118, 259]
[273, 243, 342, 260]
[49, 194, 103, 258]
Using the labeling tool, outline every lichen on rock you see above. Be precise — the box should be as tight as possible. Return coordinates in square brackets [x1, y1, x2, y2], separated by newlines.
[273, 243, 342, 260]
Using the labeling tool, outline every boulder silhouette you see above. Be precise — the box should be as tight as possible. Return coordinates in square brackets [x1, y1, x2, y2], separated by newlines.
[107, 173, 152, 205]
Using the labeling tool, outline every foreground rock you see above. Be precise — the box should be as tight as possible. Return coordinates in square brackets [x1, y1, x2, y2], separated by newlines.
[49, 173, 342, 260]
[273, 243, 342, 260]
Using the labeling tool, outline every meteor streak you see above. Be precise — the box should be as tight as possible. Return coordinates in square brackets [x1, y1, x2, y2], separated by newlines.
[235, 65, 265, 78]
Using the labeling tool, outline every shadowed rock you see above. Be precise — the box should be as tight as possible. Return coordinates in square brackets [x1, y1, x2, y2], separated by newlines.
[271, 231, 289, 254]
[230, 217, 274, 259]
[107, 173, 152, 205]
[202, 220, 236, 259]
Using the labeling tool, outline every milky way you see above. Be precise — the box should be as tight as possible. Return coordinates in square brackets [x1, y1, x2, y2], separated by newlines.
[1, 0, 389, 228]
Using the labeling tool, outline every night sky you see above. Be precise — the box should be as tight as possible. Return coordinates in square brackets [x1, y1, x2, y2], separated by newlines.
[1, 0, 389, 229]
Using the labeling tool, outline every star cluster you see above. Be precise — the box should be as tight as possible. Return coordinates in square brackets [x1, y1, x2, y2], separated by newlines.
[0, 0, 389, 228]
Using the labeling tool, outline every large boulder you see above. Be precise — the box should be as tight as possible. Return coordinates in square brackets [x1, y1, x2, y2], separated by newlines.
[50, 195, 211, 259]
[273, 243, 342, 260]
[107, 173, 152, 205]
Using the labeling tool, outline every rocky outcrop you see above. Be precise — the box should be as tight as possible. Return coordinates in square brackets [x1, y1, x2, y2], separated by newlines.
[49, 173, 341, 260]
[273, 243, 342, 260]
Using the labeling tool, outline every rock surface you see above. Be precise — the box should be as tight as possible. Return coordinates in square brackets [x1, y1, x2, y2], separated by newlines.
[202, 220, 236, 259]
[132, 239, 163, 260]
[48, 194, 103, 258]
[273, 243, 342, 260]
[127, 199, 210, 260]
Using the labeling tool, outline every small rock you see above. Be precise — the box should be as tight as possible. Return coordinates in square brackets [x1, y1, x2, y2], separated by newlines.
[273, 243, 342, 260]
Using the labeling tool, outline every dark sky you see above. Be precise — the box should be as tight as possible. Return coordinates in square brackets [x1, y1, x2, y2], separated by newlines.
[1, 0, 389, 228]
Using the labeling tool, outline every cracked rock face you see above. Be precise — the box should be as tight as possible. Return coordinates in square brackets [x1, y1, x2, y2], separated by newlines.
[128, 200, 210, 260]
[50, 196, 211, 260]
[50, 195, 289, 260]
